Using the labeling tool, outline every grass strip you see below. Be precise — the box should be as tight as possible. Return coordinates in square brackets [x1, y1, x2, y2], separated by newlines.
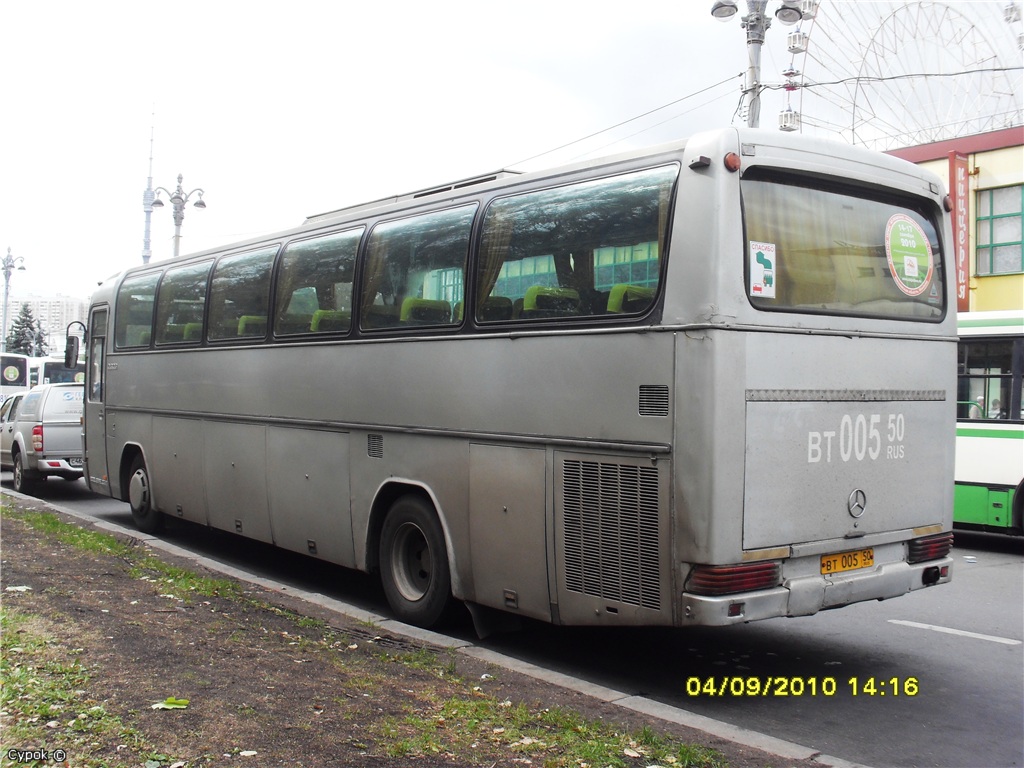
[2, 505, 729, 767]
[0, 607, 168, 768]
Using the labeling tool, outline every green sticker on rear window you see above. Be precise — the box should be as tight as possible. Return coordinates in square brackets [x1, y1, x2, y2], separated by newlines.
[885, 214, 933, 296]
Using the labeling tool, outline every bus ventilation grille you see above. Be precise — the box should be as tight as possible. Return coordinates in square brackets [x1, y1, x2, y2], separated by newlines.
[367, 434, 384, 459]
[562, 460, 661, 610]
[638, 385, 669, 417]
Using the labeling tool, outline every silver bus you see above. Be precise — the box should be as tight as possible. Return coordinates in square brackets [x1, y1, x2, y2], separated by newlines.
[71, 127, 956, 631]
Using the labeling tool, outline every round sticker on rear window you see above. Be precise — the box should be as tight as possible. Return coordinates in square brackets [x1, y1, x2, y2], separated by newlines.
[885, 214, 933, 296]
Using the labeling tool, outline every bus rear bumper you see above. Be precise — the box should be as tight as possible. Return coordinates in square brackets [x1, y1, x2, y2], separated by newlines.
[680, 557, 953, 626]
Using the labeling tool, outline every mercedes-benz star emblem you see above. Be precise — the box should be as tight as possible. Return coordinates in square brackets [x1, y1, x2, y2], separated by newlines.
[847, 488, 867, 518]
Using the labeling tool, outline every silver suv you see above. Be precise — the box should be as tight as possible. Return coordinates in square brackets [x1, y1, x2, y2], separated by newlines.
[1, 383, 85, 493]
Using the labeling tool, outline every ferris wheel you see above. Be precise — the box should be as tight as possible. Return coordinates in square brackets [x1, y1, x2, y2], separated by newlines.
[778, 0, 1023, 149]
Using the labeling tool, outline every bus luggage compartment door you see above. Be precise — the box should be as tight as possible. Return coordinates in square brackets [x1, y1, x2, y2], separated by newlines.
[468, 444, 550, 622]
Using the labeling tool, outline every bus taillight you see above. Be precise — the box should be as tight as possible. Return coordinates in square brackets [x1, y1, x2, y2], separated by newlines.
[907, 531, 954, 564]
[32, 425, 43, 452]
[687, 562, 781, 596]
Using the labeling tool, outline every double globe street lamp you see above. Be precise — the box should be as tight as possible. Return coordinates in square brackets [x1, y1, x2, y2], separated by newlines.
[711, 0, 805, 128]
[1, 247, 26, 354]
[151, 174, 207, 260]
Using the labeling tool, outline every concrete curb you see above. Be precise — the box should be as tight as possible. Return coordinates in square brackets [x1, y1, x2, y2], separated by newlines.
[6, 490, 871, 768]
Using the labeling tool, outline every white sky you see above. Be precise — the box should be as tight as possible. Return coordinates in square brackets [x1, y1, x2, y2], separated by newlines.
[1, 1, 1020, 306]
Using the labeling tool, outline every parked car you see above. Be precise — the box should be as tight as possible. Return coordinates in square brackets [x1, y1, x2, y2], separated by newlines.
[0, 383, 84, 492]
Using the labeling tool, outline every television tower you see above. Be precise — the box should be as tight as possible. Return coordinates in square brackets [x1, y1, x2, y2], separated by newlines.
[141, 117, 156, 264]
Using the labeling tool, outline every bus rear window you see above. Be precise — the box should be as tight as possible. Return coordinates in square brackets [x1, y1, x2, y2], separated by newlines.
[742, 172, 945, 320]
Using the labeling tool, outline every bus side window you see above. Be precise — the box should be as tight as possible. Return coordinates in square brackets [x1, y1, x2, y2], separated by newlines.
[207, 246, 276, 341]
[359, 206, 475, 332]
[154, 261, 213, 346]
[476, 165, 675, 323]
[957, 338, 1014, 420]
[114, 271, 160, 349]
[89, 338, 105, 401]
[275, 228, 362, 337]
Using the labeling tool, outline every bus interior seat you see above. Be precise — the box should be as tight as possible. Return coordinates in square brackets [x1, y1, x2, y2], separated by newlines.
[237, 315, 267, 336]
[520, 286, 580, 318]
[478, 296, 514, 321]
[309, 309, 351, 333]
[362, 304, 401, 329]
[125, 325, 151, 347]
[607, 284, 655, 313]
[275, 313, 313, 334]
[400, 298, 452, 325]
[159, 324, 186, 342]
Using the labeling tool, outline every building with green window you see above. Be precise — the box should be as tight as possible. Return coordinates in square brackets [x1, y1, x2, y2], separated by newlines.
[889, 127, 1023, 312]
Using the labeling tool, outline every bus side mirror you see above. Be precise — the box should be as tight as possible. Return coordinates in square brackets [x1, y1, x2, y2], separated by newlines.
[64, 335, 80, 369]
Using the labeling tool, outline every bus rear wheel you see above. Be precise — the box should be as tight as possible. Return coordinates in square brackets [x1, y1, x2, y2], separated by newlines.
[128, 455, 162, 534]
[379, 495, 453, 628]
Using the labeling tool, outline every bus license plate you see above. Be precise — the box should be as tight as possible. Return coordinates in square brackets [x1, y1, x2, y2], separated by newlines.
[820, 548, 874, 575]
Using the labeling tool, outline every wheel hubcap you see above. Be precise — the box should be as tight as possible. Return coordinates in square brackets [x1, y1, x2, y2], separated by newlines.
[391, 522, 431, 602]
[129, 468, 149, 511]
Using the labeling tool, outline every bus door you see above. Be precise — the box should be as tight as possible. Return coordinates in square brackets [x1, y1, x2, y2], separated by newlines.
[84, 307, 110, 493]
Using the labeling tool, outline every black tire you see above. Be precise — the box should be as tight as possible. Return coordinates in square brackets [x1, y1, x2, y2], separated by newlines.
[1012, 478, 1024, 535]
[378, 495, 453, 628]
[128, 455, 163, 534]
[12, 451, 38, 494]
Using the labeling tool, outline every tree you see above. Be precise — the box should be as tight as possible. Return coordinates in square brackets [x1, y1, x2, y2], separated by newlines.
[5, 303, 47, 356]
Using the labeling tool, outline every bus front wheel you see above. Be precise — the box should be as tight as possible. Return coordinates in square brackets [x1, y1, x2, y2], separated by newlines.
[128, 456, 162, 534]
[379, 495, 453, 628]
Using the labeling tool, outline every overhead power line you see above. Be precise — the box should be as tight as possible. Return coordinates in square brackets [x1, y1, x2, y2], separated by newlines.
[763, 65, 1024, 92]
[510, 63, 1023, 171]
[510, 74, 738, 169]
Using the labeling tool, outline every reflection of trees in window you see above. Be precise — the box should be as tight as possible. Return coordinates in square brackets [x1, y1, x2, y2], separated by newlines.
[476, 165, 677, 321]
[154, 261, 212, 345]
[360, 205, 476, 329]
[275, 228, 363, 336]
[114, 272, 160, 348]
[208, 247, 277, 340]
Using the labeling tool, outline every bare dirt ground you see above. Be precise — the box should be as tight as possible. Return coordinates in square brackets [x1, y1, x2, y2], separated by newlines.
[0, 497, 818, 768]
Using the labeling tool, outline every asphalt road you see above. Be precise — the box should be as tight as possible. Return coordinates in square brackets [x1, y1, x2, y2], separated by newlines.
[6, 476, 1023, 768]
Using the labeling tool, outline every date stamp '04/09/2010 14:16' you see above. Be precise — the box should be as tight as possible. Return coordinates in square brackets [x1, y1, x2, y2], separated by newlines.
[685, 676, 921, 697]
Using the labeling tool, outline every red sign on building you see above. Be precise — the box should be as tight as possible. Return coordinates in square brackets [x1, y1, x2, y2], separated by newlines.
[948, 151, 970, 312]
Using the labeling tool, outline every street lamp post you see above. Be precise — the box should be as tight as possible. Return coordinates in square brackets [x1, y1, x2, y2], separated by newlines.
[1, 247, 27, 354]
[711, 0, 803, 128]
[152, 173, 207, 260]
